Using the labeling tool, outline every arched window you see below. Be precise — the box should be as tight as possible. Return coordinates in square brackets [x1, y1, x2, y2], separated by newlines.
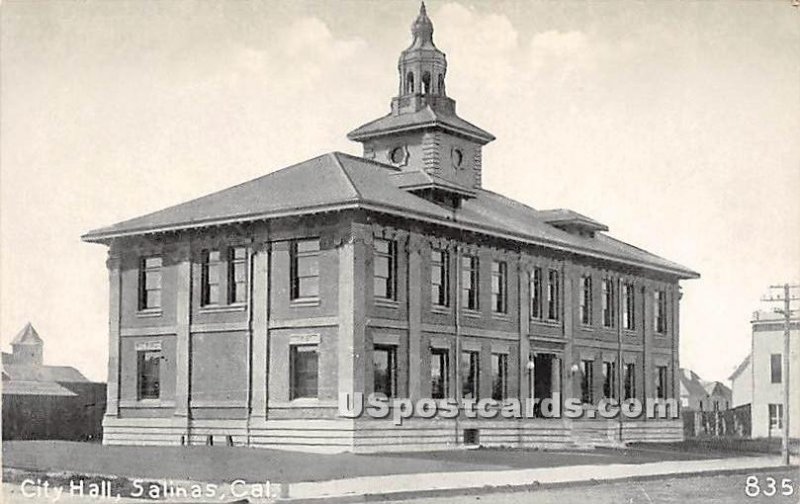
[437, 74, 445, 95]
[422, 72, 431, 94]
[406, 72, 415, 94]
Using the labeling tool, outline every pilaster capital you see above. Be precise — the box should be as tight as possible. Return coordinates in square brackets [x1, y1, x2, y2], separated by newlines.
[334, 224, 371, 247]
[105, 252, 122, 271]
[406, 233, 426, 254]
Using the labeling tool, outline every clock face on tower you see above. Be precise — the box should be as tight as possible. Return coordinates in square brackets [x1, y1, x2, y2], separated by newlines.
[389, 145, 408, 167]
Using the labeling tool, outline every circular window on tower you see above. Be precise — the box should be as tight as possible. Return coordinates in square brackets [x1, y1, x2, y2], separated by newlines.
[452, 147, 464, 169]
[389, 145, 409, 166]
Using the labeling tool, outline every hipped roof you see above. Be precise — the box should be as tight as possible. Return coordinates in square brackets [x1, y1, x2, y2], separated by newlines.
[83, 152, 698, 279]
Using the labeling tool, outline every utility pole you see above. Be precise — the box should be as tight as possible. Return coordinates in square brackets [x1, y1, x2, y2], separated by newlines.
[761, 283, 800, 466]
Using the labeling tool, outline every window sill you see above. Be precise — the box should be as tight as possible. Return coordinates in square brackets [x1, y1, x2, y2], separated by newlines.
[136, 309, 162, 318]
[492, 312, 510, 321]
[375, 298, 400, 309]
[120, 399, 174, 409]
[290, 297, 321, 308]
[623, 329, 638, 337]
[199, 304, 246, 314]
[654, 332, 669, 338]
[580, 325, 595, 332]
[431, 305, 451, 315]
[462, 309, 481, 319]
[531, 318, 560, 327]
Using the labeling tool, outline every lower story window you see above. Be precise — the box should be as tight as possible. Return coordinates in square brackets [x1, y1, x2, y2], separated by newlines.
[491, 353, 508, 401]
[624, 363, 636, 400]
[431, 348, 449, 399]
[291, 344, 318, 399]
[580, 360, 594, 404]
[373, 345, 397, 398]
[602, 361, 617, 399]
[769, 403, 783, 429]
[655, 365, 668, 400]
[137, 349, 161, 400]
[461, 350, 480, 400]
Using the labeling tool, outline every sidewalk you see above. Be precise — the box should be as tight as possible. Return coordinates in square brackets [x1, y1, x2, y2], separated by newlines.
[281, 455, 795, 501]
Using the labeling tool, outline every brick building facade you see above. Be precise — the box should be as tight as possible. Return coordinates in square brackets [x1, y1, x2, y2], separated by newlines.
[83, 4, 698, 452]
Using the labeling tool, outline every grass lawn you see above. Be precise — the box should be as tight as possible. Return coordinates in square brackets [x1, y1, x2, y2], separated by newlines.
[1, 440, 761, 484]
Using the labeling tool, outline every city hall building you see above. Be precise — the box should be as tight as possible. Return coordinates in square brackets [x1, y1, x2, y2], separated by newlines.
[83, 4, 698, 452]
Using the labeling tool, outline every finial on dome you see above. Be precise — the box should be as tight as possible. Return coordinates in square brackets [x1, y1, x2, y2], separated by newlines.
[411, 1, 434, 46]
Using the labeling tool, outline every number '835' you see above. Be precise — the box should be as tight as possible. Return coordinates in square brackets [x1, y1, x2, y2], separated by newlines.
[745, 476, 795, 497]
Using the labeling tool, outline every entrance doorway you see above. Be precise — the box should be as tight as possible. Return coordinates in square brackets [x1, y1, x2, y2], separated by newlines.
[530, 353, 561, 417]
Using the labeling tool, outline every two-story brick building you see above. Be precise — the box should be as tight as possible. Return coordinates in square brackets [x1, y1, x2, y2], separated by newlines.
[82, 4, 698, 452]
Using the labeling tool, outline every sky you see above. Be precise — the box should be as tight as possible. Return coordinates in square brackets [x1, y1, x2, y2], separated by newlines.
[1, 0, 798, 383]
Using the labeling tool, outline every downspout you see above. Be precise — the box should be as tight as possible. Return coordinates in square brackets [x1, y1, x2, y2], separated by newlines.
[454, 243, 462, 446]
[245, 244, 255, 446]
[617, 277, 624, 443]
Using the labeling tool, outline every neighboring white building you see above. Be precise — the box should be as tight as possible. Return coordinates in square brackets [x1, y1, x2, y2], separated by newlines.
[729, 311, 799, 439]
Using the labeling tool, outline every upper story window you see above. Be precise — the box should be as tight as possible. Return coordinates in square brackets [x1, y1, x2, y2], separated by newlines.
[461, 254, 479, 310]
[602, 278, 615, 328]
[530, 267, 543, 319]
[137, 348, 161, 400]
[654, 289, 667, 334]
[431, 248, 450, 307]
[547, 269, 560, 321]
[491, 261, 508, 314]
[374, 238, 397, 300]
[138, 256, 162, 310]
[771, 353, 782, 383]
[291, 239, 320, 300]
[201, 250, 221, 306]
[622, 282, 636, 330]
[228, 247, 247, 304]
[580, 275, 593, 325]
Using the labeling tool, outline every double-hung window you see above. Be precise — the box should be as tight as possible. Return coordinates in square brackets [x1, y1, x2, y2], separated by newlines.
[581, 360, 594, 404]
[622, 282, 636, 330]
[491, 353, 508, 401]
[624, 363, 636, 400]
[431, 348, 449, 399]
[201, 250, 221, 306]
[530, 267, 542, 319]
[290, 344, 318, 399]
[139, 256, 163, 310]
[291, 239, 320, 300]
[461, 350, 480, 399]
[461, 254, 479, 310]
[771, 353, 782, 383]
[602, 361, 617, 399]
[580, 275, 592, 325]
[373, 345, 397, 398]
[374, 238, 397, 300]
[228, 247, 247, 304]
[769, 404, 783, 429]
[547, 269, 560, 321]
[491, 261, 507, 314]
[655, 365, 668, 399]
[654, 289, 667, 333]
[431, 248, 449, 307]
[602, 278, 615, 328]
[137, 349, 161, 400]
